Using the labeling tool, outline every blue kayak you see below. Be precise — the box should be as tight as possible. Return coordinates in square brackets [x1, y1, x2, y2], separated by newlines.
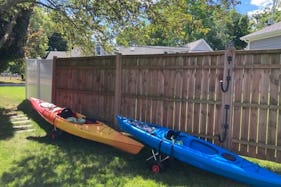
[116, 115, 281, 187]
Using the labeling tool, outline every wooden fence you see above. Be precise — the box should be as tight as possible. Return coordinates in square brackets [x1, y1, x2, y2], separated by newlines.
[52, 49, 281, 162]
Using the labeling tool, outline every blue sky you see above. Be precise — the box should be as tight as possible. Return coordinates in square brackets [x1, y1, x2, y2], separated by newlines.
[236, 0, 273, 15]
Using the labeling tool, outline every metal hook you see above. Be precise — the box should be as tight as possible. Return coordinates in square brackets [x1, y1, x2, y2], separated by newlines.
[220, 71, 231, 93]
[220, 56, 232, 93]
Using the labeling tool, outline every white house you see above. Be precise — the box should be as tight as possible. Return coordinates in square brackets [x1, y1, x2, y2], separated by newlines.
[240, 21, 281, 50]
[115, 39, 213, 55]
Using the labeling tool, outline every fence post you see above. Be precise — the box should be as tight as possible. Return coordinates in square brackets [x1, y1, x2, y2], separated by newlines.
[51, 56, 57, 103]
[36, 59, 40, 99]
[218, 48, 235, 149]
[114, 53, 122, 128]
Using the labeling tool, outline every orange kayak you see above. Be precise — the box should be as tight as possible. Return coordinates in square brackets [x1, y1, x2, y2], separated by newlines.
[29, 97, 143, 154]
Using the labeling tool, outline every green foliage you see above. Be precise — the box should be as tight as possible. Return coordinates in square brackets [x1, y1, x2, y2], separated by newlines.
[116, 0, 250, 50]
[204, 9, 249, 50]
[1, 0, 153, 67]
[230, 11, 249, 49]
[48, 32, 68, 51]
[41, 0, 153, 54]
[117, 0, 206, 46]
[250, 7, 281, 31]
[24, 6, 51, 58]
[219, 0, 241, 9]
[0, 5, 32, 72]
[8, 60, 24, 74]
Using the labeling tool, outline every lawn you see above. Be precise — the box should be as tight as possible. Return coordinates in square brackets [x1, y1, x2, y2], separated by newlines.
[0, 86, 280, 187]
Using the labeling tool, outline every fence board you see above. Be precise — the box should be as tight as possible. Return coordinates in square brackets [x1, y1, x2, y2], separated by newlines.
[249, 66, 259, 157]
[241, 55, 252, 155]
[258, 56, 270, 159]
[232, 53, 243, 151]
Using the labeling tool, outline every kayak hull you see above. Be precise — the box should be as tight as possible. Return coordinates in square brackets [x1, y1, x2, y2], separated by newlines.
[29, 98, 143, 154]
[116, 115, 281, 187]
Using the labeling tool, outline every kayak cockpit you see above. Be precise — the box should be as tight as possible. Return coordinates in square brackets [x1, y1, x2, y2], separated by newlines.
[189, 139, 218, 155]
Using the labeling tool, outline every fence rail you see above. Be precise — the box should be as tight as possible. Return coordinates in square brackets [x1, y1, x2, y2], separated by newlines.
[52, 49, 281, 162]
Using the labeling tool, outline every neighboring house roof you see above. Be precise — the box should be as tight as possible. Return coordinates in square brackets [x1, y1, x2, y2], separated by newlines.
[46, 47, 82, 59]
[240, 21, 281, 42]
[116, 39, 213, 55]
[116, 46, 189, 55]
[184, 39, 213, 52]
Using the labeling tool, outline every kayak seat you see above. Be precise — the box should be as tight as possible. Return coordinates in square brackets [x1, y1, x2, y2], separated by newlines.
[59, 108, 74, 119]
[165, 130, 179, 140]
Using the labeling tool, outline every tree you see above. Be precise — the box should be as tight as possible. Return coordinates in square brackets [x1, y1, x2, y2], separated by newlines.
[229, 11, 249, 49]
[48, 33, 68, 51]
[250, 6, 281, 31]
[8, 59, 25, 74]
[117, 0, 210, 46]
[204, 9, 249, 50]
[116, 0, 249, 50]
[0, 0, 154, 71]
[24, 7, 52, 58]
[0, 3, 32, 72]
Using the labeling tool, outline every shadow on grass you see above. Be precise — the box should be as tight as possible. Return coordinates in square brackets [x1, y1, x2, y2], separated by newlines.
[1, 133, 246, 187]
[0, 99, 37, 140]
[0, 108, 15, 140]
[2, 100, 245, 186]
[17, 99, 52, 133]
[4, 134, 165, 186]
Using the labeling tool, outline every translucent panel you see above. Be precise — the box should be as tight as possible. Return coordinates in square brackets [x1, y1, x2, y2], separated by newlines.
[26, 59, 53, 102]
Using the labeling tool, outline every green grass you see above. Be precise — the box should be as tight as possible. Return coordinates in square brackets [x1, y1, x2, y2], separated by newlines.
[0, 86, 280, 187]
[0, 87, 25, 108]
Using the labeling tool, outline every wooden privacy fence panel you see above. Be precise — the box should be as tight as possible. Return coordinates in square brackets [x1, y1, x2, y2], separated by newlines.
[119, 53, 224, 144]
[52, 49, 281, 162]
[53, 56, 117, 122]
[232, 50, 281, 161]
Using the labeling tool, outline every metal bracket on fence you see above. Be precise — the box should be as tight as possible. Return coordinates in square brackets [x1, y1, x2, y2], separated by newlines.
[220, 56, 232, 93]
[218, 104, 230, 143]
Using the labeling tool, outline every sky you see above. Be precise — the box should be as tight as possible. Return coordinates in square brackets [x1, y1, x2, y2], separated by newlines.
[236, 0, 274, 15]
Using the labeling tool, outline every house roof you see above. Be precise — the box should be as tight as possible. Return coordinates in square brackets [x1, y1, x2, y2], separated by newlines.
[116, 39, 213, 55]
[46, 47, 82, 59]
[116, 46, 189, 55]
[184, 39, 213, 52]
[240, 21, 281, 42]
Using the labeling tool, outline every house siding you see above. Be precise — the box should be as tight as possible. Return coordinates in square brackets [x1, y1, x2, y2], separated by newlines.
[249, 35, 281, 50]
